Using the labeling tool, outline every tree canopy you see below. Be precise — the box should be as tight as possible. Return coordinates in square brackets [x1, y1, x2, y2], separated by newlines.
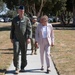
[2, 0, 67, 17]
[1, 0, 75, 25]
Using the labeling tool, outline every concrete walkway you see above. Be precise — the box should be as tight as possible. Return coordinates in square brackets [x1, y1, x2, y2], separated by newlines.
[5, 44, 58, 75]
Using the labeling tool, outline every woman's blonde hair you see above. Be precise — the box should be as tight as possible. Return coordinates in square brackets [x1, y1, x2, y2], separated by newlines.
[40, 15, 48, 21]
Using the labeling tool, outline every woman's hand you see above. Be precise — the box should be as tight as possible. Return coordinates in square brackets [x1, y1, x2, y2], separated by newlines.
[51, 43, 54, 47]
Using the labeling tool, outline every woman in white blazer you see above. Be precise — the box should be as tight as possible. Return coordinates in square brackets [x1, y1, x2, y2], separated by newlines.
[35, 15, 54, 73]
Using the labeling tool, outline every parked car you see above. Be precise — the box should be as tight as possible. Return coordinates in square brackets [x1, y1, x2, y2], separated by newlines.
[48, 17, 53, 23]
[0, 18, 4, 22]
[48, 16, 60, 23]
[4, 17, 11, 22]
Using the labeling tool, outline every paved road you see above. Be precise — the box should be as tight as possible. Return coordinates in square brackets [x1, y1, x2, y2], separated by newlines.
[5, 44, 58, 75]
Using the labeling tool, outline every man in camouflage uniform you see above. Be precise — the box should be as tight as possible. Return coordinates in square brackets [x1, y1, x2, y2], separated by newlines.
[31, 16, 39, 55]
[10, 5, 32, 74]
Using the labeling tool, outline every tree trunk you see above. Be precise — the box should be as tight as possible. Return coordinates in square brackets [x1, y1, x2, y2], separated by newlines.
[72, 0, 75, 25]
[37, 0, 44, 17]
[60, 11, 66, 26]
[73, 4, 75, 25]
[32, 3, 36, 15]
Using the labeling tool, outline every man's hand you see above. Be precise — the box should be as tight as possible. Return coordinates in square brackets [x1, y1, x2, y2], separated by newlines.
[11, 39, 14, 43]
[35, 42, 39, 48]
[27, 38, 31, 44]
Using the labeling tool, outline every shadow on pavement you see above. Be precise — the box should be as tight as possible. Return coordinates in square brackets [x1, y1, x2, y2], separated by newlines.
[0, 69, 6, 73]
[5, 68, 46, 74]
[5, 70, 15, 74]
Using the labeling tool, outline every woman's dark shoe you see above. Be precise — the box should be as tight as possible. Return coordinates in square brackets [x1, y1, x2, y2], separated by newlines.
[46, 69, 50, 73]
[41, 66, 44, 70]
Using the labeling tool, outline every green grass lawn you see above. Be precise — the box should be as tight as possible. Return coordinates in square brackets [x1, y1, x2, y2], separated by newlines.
[51, 29, 75, 75]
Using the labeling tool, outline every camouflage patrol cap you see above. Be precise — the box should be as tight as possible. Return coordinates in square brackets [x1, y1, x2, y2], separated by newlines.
[32, 16, 37, 20]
